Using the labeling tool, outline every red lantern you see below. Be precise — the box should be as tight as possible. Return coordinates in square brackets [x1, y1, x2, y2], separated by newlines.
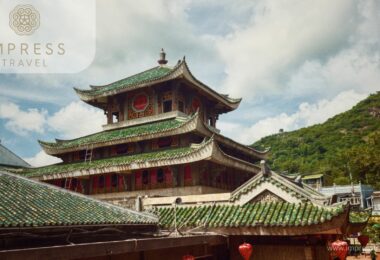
[358, 235, 369, 247]
[331, 240, 349, 260]
[182, 255, 195, 260]
[239, 242, 253, 260]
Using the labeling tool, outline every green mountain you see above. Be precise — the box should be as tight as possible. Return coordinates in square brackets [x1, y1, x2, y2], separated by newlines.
[253, 92, 380, 188]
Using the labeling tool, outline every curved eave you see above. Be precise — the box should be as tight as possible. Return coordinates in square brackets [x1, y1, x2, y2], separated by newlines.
[38, 114, 200, 156]
[196, 120, 269, 160]
[29, 137, 261, 181]
[180, 58, 241, 111]
[74, 59, 241, 111]
[40, 112, 269, 163]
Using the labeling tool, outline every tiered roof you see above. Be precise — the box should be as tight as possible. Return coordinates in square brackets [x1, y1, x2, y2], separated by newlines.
[74, 58, 241, 112]
[38, 113, 268, 159]
[39, 116, 192, 155]
[24, 137, 262, 180]
[0, 171, 157, 228]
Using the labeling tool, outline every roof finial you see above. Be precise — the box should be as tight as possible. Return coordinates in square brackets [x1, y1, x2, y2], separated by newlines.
[260, 160, 270, 177]
[158, 48, 168, 65]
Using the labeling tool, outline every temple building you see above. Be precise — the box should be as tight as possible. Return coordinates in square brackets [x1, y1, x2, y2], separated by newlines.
[24, 49, 268, 208]
[15, 51, 369, 259]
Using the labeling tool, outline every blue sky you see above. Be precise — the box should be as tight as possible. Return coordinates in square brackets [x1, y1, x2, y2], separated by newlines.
[0, 0, 379, 166]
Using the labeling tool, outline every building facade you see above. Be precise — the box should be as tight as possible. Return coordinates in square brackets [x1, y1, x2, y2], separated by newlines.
[14, 51, 369, 259]
[318, 183, 374, 209]
[24, 50, 268, 208]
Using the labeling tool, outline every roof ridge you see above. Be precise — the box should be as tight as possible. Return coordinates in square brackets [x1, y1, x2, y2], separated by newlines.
[75, 62, 179, 96]
[39, 114, 199, 154]
[0, 143, 30, 167]
[89, 65, 162, 89]
[24, 139, 210, 178]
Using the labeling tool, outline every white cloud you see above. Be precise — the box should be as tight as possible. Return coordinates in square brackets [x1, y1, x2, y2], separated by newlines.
[0, 102, 47, 135]
[217, 0, 380, 100]
[0, 100, 105, 139]
[219, 90, 367, 144]
[24, 150, 62, 167]
[47, 101, 105, 139]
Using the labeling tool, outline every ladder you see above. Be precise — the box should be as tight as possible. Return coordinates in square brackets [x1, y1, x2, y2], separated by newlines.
[84, 144, 93, 163]
[64, 178, 72, 190]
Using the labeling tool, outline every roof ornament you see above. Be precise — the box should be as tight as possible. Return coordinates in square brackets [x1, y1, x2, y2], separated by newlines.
[260, 160, 270, 177]
[294, 175, 303, 187]
[157, 48, 168, 65]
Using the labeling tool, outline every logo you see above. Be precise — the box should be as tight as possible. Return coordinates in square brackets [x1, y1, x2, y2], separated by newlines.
[9, 5, 40, 36]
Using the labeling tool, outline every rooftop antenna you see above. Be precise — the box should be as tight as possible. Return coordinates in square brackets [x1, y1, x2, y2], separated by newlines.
[157, 48, 168, 65]
[171, 197, 183, 237]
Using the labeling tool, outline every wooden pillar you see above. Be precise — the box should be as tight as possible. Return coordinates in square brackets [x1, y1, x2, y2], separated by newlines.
[304, 246, 314, 260]
[107, 97, 113, 124]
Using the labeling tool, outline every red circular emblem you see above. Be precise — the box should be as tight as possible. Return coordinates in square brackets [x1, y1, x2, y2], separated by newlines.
[133, 94, 148, 111]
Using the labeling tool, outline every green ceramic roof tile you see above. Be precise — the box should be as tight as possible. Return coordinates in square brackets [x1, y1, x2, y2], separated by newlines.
[230, 173, 327, 204]
[22, 146, 194, 178]
[302, 174, 324, 180]
[158, 203, 345, 229]
[0, 171, 157, 228]
[79, 66, 173, 97]
[40, 118, 184, 150]
[349, 211, 370, 223]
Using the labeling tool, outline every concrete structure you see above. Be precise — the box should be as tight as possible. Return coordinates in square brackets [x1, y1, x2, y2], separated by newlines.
[302, 173, 324, 190]
[318, 183, 373, 209]
[370, 191, 380, 215]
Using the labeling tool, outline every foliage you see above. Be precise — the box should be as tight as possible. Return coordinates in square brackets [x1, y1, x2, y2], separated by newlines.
[252, 92, 380, 188]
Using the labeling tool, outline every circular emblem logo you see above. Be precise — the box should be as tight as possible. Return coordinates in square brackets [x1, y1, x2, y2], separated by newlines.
[132, 93, 149, 112]
[9, 5, 40, 36]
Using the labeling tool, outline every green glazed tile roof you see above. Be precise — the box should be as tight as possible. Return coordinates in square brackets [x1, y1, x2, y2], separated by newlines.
[158, 202, 345, 228]
[75, 59, 241, 109]
[76, 66, 173, 97]
[22, 146, 195, 178]
[230, 173, 326, 203]
[302, 174, 324, 180]
[0, 171, 157, 228]
[39, 117, 185, 151]
[349, 211, 371, 224]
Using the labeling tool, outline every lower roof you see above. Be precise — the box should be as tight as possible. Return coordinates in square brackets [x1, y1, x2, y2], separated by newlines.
[158, 202, 346, 230]
[0, 171, 157, 229]
[156, 202, 365, 236]
[21, 137, 261, 180]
